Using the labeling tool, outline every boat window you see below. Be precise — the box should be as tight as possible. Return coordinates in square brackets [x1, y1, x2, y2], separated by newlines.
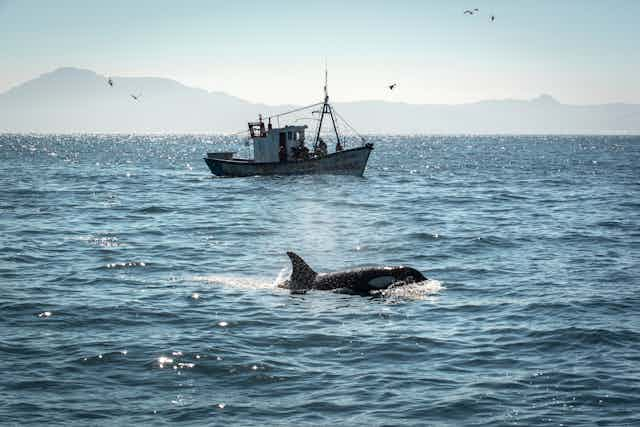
[287, 131, 292, 140]
[295, 132, 300, 141]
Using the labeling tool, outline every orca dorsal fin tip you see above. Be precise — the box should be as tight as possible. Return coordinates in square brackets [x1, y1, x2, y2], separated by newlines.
[286, 251, 317, 290]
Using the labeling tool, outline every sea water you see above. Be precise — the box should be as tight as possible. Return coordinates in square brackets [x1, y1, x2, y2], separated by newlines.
[1, 134, 639, 425]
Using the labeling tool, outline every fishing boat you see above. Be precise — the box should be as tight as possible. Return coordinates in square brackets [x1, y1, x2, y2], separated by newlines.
[204, 71, 373, 177]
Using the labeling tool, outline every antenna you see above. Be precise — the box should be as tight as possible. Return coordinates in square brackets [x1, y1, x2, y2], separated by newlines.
[324, 58, 328, 102]
[313, 58, 341, 151]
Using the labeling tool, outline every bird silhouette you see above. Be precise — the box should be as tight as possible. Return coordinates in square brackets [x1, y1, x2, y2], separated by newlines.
[130, 93, 142, 101]
[490, 15, 495, 22]
[388, 83, 397, 90]
[107, 77, 113, 87]
[464, 8, 479, 15]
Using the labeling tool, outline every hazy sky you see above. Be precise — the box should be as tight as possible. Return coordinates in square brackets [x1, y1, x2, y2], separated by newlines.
[1, 0, 639, 105]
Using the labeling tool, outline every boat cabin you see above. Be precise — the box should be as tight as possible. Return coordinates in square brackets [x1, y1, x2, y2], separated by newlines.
[249, 116, 308, 163]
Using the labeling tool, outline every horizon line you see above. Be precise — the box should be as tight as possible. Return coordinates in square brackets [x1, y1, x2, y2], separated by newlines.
[2, 131, 639, 137]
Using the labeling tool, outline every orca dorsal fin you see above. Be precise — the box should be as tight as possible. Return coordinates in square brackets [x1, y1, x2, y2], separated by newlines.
[286, 251, 317, 291]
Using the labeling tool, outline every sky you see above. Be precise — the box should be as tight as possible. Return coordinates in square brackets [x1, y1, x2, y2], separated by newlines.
[1, 0, 639, 105]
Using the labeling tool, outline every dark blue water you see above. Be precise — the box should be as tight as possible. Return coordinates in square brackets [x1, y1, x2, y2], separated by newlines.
[1, 134, 639, 426]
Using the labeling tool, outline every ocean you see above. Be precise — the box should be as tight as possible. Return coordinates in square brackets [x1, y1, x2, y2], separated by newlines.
[1, 134, 639, 426]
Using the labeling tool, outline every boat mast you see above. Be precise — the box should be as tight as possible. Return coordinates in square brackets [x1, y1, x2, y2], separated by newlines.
[313, 64, 341, 151]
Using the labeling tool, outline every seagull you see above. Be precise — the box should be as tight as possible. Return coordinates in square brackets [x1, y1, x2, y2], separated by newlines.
[490, 15, 495, 22]
[130, 93, 142, 101]
[388, 83, 397, 90]
[464, 8, 479, 15]
[107, 77, 113, 87]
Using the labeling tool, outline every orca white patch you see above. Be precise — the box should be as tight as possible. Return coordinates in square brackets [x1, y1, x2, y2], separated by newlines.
[368, 276, 397, 289]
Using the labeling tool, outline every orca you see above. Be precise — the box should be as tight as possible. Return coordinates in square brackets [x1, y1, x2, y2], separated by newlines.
[280, 251, 427, 294]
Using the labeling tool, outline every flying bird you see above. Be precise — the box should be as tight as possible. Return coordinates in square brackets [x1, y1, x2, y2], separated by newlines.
[490, 15, 495, 22]
[388, 83, 397, 90]
[107, 77, 113, 87]
[464, 8, 479, 15]
[130, 93, 142, 101]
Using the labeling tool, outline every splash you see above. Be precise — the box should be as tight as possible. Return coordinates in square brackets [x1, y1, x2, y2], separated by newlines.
[371, 279, 444, 301]
[191, 274, 285, 292]
[273, 266, 291, 288]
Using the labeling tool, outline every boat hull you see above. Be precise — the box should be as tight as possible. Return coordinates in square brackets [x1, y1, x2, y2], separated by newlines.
[204, 145, 373, 177]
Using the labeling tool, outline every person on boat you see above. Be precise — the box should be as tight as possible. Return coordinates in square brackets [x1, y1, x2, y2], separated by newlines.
[279, 144, 287, 162]
[293, 140, 308, 160]
[318, 138, 328, 156]
[335, 141, 343, 152]
[291, 143, 301, 160]
[301, 144, 310, 160]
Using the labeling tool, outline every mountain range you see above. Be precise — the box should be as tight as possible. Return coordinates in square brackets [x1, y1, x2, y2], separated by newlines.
[1, 67, 638, 134]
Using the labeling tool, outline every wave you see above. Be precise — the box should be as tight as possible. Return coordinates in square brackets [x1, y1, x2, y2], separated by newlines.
[135, 206, 172, 214]
[526, 326, 639, 348]
[406, 232, 443, 241]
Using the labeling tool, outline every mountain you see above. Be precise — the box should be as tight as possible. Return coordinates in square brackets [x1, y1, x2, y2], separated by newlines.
[1, 67, 639, 134]
[0, 67, 295, 133]
[336, 95, 640, 134]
